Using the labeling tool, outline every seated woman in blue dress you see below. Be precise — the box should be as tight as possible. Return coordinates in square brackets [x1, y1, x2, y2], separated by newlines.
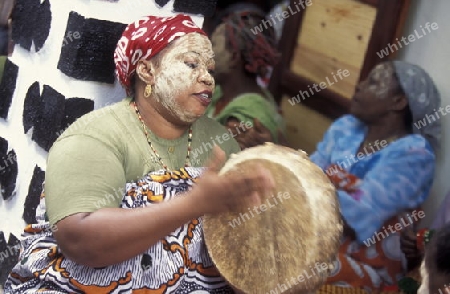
[309, 61, 441, 291]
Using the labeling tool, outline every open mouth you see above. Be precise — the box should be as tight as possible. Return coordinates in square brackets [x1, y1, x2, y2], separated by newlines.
[199, 93, 211, 99]
[194, 92, 212, 106]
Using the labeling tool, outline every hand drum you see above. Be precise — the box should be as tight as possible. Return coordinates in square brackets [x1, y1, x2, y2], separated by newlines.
[203, 143, 343, 294]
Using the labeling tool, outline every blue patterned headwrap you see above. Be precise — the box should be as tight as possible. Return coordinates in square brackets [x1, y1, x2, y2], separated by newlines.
[392, 61, 441, 151]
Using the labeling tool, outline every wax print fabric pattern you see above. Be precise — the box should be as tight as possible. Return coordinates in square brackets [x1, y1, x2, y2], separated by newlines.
[4, 168, 234, 294]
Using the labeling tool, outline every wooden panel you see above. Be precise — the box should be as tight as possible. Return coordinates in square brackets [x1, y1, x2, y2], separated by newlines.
[268, 0, 411, 124]
[290, 0, 377, 99]
[268, 0, 307, 102]
[281, 96, 332, 155]
[359, 0, 411, 80]
[282, 71, 349, 120]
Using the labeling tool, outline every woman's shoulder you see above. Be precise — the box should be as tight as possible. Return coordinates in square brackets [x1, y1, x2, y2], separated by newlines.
[387, 133, 435, 155]
[194, 115, 241, 154]
[55, 98, 133, 147]
[195, 115, 232, 135]
[324, 114, 365, 138]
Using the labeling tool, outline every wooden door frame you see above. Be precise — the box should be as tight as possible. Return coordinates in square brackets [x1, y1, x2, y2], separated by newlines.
[268, 0, 411, 119]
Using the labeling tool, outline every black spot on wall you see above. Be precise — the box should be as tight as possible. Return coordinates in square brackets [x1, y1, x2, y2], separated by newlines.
[0, 136, 7, 155]
[61, 98, 94, 131]
[0, 231, 8, 285]
[155, 0, 171, 7]
[22, 84, 94, 148]
[0, 232, 21, 286]
[23, 82, 42, 133]
[31, 85, 65, 152]
[23, 166, 45, 224]
[11, 0, 51, 52]
[174, 0, 217, 17]
[0, 59, 19, 119]
[57, 12, 127, 84]
[0, 150, 17, 200]
[0, 137, 18, 201]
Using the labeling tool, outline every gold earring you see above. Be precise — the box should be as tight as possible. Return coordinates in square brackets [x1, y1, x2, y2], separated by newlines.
[144, 84, 152, 98]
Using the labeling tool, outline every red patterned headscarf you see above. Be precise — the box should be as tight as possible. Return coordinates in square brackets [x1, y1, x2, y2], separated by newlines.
[114, 14, 206, 93]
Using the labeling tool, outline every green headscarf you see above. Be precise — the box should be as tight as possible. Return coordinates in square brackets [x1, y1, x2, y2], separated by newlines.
[206, 85, 285, 143]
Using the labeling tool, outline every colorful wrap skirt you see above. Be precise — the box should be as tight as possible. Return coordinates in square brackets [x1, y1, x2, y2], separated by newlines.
[4, 167, 233, 294]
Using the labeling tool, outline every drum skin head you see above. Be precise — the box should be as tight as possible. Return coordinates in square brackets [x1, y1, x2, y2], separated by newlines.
[203, 143, 343, 294]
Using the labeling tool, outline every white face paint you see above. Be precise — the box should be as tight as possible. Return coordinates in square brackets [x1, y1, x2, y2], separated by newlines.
[152, 33, 215, 123]
[367, 63, 396, 99]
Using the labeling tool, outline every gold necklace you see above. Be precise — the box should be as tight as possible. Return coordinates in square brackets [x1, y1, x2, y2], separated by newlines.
[133, 101, 192, 171]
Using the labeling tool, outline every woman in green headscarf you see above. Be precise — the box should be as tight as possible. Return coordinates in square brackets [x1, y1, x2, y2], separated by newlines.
[205, 7, 287, 149]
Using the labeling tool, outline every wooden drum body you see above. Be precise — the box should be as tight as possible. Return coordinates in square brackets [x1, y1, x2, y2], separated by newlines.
[203, 143, 343, 294]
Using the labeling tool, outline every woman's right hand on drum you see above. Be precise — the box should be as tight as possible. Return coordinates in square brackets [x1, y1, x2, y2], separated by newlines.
[191, 145, 275, 214]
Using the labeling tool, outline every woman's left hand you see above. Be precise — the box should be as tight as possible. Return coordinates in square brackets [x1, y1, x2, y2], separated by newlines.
[245, 118, 273, 147]
[226, 118, 273, 149]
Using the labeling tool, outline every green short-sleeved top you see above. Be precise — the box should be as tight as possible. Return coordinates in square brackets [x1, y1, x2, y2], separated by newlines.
[45, 97, 241, 225]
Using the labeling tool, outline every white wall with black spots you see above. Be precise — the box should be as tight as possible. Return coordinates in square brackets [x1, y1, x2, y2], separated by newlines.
[0, 0, 216, 285]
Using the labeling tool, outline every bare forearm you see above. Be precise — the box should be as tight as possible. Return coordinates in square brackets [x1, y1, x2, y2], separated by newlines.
[54, 193, 204, 268]
[52, 146, 275, 268]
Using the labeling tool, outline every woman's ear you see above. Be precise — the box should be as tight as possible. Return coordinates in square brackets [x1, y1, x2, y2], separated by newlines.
[136, 59, 155, 85]
[230, 50, 241, 69]
[391, 94, 409, 111]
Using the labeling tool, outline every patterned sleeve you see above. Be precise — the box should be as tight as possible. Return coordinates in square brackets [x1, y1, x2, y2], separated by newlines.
[309, 115, 357, 169]
[339, 145, 436, 244]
